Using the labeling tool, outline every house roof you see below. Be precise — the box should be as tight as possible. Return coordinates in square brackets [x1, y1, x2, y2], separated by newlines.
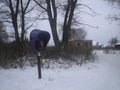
[114, 43, 120, 45]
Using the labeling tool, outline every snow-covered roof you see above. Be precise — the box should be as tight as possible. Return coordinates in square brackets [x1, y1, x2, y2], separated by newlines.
[115, 43, 120, 45]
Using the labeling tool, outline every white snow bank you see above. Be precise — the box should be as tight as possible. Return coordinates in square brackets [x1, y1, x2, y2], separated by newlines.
[0, 50, 120, 90]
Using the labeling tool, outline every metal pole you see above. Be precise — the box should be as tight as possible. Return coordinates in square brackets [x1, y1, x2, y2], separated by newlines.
[37, 52, 41, 79]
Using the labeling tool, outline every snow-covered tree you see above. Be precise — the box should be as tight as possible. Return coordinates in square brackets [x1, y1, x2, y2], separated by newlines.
[69, 28, 87, 40]
[108, 36, 118, 47]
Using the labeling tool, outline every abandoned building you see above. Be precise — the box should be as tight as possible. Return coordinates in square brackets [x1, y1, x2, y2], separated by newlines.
[68, 39, 93, 49]
[68, 28, 93, 51]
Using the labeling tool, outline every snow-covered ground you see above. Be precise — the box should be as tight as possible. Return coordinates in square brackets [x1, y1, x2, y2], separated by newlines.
[0, 50, 120, 90]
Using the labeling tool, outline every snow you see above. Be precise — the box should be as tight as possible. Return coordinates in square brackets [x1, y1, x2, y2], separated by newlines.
[0, 50, 120, 90]
[115, 42, 120, 45]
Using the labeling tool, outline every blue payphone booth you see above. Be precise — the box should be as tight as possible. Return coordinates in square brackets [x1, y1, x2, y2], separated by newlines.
[30, 29, 50, 79]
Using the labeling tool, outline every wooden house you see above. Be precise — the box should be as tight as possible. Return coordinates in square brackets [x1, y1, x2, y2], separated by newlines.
[67, 28, 93, 51]
[114, 43, 120, 49]
[68, 39, 93, 50]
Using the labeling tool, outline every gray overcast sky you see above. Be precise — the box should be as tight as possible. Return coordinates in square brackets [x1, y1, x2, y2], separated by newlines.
[81, 0, 120, 45]
[28, 0, 120, 46]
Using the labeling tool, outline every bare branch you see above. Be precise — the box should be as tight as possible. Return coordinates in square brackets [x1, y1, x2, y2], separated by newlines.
[38, 17, 48, 20]
[33, 0, 47, 11]
[24, 0, 31, 12]
[74, 11, 96, 17]
[25, 5, 36, 14]
[78, 22, 99, 29]
[1, 20, 12, 23]
[25, 23, 33, 31]
[77, 3, 97, 15]
[72, 17, 98, 28]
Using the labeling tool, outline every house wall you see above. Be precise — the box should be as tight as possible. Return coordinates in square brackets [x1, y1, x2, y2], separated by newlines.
[115, 45, 120, 49]
[68, 40, 93, 49]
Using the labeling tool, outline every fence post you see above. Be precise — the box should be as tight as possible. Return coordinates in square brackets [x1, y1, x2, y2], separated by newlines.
[37, 52, 41, 79]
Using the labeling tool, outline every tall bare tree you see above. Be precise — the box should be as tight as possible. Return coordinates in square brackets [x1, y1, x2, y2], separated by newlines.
[34, 0, 61, 49]
[9, 0, 20, 44]
[34, 0, 96, 50]
[0, 0, 34, 48]
[19, 0, 31, 43]
[62, 0, 78, 49]
[34, 0, 79, 49]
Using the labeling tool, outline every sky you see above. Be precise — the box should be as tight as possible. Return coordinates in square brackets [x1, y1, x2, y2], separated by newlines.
[28, 0, 120, 46]
[81, 0, 120, 46]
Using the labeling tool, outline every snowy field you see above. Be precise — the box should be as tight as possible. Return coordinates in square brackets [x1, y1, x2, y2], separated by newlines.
[0, 50, 120, 90]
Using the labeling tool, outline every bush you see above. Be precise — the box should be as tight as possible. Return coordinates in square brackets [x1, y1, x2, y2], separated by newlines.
[0, 40, 32, 68]
[41, 46, 95, 66]
[0, 42, 96, 68]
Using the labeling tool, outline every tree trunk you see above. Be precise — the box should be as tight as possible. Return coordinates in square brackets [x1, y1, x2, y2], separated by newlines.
[9, 0, 20, 43]
[20, 0, 25, 43]
[62, 0, 77, 50]
[46, 0, 61, 49]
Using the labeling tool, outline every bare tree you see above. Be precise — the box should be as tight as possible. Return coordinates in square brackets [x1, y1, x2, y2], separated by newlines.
[34, 0, 61, 49]
[106, 0, 120, 6]
[19, 0, 33, 43]
[34, 0, 96, 50]
[105, 0, 120, 21]
[61, 0, 78, 49]
[0, 0, 35, 49]
[34, 0, 79, 49]
[108, 36, 118, 46]
[10, 0, 20, 43]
